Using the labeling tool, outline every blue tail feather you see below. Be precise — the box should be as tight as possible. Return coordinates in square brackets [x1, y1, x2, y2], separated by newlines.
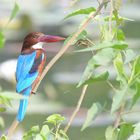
[17, 87, 31, 122]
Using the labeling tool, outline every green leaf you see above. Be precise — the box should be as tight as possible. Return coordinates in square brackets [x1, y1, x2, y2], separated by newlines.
[132, 56, 140, 77]
[0, 91, 27, 100]
[81, 102, 102, 131]
[31, 125, 40, 133]
[128, 122, 140, 140]
[113, 10, 134, 26]
[80, 71, 109, 86]
[75, 41, 128, 52]
[103, 10, 133, 27]
[116, 29, 125, 41]
[78, 48, 116, 87]
[111, 87, 128, 113]
[124, 49, 136, 64]
[35, 134, 43, 140]
[118, 123, 133, 140]
[0, 107, 6, 112]
[0, 135, 7, 140]
[113, 53, 127, 86]
[0, 32, 5, 48]
[131, 83, 140, 107]
[129, 56, 140, 85]
[93, 48, 116, 65]
[64, 7, 96, 20]
[40, 125, 50, 138]
[46, 114, 65, 125]
[9, 2, 20, 22]
[64, 30, 87, 46]
[77, 57, 98, 87]
[0, 96, 11, 106]
[23, 125, 40, 140]
[105, 126, 118, 140]
[59, 130, 69, 140]
[0, 117, 4, 128]
[47, 134, 55, 140]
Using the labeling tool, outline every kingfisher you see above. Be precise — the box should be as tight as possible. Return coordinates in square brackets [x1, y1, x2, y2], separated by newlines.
[16, 32, 65, 122]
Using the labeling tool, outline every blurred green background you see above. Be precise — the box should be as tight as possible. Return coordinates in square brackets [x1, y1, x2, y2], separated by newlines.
[0, 0, 140, 139]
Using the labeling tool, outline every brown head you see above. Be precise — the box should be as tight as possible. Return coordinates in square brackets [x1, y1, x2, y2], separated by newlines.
[21, 32, 65, 54]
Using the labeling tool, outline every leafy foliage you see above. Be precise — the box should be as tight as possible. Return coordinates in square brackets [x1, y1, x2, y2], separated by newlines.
[23, 114, 68, 140]
[62, 0, 140, 139]
[105, 126, 118, 140]
[0, 135, 7, 140]
[0, 2, 20, 49]
[128, 123, 140, 140]
[81, 102, 102, 131]
[0, 32, 5, 48]
[75, 40, 128, 52]
[64, 7, 96, 20]
[64, 30, 87, 46]
[118, 123, 133, 140]
[77, 47, 117, 87]
[0, 117, 4, 128]
[9, 2, 20, 22]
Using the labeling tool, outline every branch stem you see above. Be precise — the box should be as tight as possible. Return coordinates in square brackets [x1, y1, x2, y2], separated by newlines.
[7, 119, 19, 139]
[114, 104, 124, 128]
[64, 84, 88, 132]
[109, 0, 113, 34]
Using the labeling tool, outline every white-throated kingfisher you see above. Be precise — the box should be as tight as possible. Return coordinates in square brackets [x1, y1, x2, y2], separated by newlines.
[16, 32, 65, 122]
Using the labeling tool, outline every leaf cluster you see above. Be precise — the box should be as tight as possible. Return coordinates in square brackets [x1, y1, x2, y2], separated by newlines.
[22, 114, 68, 140]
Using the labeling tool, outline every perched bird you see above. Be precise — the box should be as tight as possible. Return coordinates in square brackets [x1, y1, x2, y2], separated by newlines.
[16, 32, 65, 122]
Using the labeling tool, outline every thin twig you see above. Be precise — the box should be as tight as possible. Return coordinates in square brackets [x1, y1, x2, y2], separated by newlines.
[114, 104, 124, 128]
[7, 119, 19, 139]
[107, 80, 117, 92]
[109, 0, 113, 34]
[64, 84, 88, 132]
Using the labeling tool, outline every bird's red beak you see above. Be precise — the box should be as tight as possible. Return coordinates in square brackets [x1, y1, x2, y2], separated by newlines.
[38, 35, 65, 43]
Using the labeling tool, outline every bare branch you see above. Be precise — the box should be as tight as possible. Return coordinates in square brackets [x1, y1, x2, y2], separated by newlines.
[64, 85, 88, 132]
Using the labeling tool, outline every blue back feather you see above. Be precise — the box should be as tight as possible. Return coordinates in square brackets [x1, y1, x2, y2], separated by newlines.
[16, 51, 38, 93]
[16, 51, 41, 122]
[16, 51, 36, 82]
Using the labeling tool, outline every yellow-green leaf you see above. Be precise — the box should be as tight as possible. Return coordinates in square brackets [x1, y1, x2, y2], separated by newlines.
[111, 87, 127, 113]
[81, 102, 102, 131]
[0, 117, 4, 128]
[0, 32, 5, 48]
[64, 7, 96, 20]
[105, 126, 118, 140]
[80, 71, 109, 86]
[9, 2, 20, 22]
[75, 41, 128, 53]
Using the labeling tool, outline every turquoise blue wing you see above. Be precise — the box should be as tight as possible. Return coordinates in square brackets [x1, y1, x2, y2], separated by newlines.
[16, 51, 37, 82]
[16, 72, 38, 93]
[16, 51, 38, 93]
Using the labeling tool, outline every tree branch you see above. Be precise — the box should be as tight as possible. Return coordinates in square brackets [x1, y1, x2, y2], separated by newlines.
[64, 84, 88, 132]
[109, 0, 113, 34]
[113, 104, 124, 128]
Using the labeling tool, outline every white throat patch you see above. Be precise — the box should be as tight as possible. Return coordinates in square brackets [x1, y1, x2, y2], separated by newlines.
[32, 42, 44, 49]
